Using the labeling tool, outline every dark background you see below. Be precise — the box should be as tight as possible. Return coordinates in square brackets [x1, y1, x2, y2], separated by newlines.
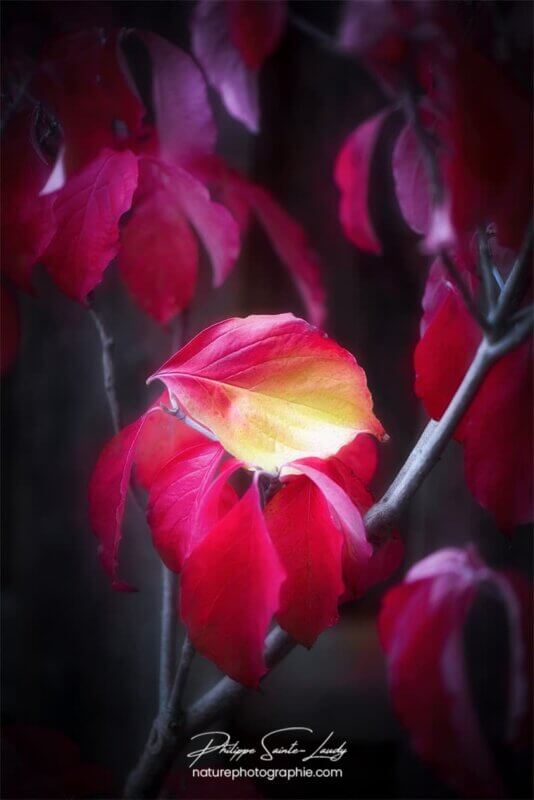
[2, 2, 532, 798]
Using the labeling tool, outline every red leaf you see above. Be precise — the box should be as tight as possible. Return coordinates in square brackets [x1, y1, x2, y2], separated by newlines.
[392, 122, 431, 236]
[88, 401, 203, 587]
[43, 149, 138, 302]
[291, 460, 370, 561]
[265, 474, 345, 647]
[0, 284, 20, 374]
[436, 45, 532, 250]
[88, 416, 145, 590]
[140, 31, 216, 166]
[1, 112, 57, 290]
[147, 441, 227, 572]
[119, 157, 239, 318]
[415, 278, 533, 530]
[180, 478, 284, 687]
[379, 546, 531, 797]
[166, 164, 240, 289]
[191, 1, 261, 132]
[227, 0, 286, 70]
[335, 432, 378, 486]
[119, 185, 199, 324]
[134, 401, 205, 489]
[36, 30, 145, 173]
[334, 110, 389, 254]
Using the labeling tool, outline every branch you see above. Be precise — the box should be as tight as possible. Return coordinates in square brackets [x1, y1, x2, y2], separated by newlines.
[366, 310, 532, 539]
[159, 567, 178, 710]
[123, 627, 296, 799]
[88, 305, 121, 433]
[491, 223, 533, 331]
[477, 228, 498, 314]
[439, 249, 490, 333]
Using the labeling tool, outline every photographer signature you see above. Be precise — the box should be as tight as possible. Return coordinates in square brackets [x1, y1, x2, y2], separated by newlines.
[186, 728, 348, 767]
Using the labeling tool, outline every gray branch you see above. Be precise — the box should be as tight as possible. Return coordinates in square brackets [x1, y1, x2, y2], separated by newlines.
[88, 306, 121, 434]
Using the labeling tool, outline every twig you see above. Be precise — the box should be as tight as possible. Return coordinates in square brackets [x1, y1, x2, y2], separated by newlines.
[491, 224, 533, 330]
[159, 567, 178, 711]
[89, 305, 121, 433]
[477, 228, 498, 314]
[123, 627, 295, 799]
[439, 249, 490, 333]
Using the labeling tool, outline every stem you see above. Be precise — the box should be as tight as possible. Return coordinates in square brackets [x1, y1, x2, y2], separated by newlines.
[89, 306, 121, 433]
[159, 567, 177, 711]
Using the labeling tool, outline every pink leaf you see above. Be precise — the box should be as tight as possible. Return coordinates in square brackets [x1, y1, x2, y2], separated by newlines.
[88, 416, 145, 590]
[192, 0, 260, 132]
[1, 112, 57, 291]
[147, 441, 226, 572]
[334, 109, 390, 254]
[44, 149, 138, 302]
[140, 31, 216, 165]
[379, 546, 531, 797]
[88, 400, 201, 586]
[290, 460, 371, 563]
[265, 474, 345, 647]
[392, 123, 431, 235]
[180, 478, 284, 687]
[167, 164, 240, 288]
[134, 400, 205, 489]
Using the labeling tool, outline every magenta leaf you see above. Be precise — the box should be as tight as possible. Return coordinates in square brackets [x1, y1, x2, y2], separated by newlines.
[140, 31, 216, 165]
[44, 149, 138, 302]
[265, 474, 345, 648]
[392, 122, 431, 235]
[180, 478, 284, 687]
[227, 0, 286, 70]
[147, 441, 227, 573]
[334, 109, 390, 254]
[88, 416, 145, 590]
[379, 546, 531, 797]
[192, 0, 261, 132]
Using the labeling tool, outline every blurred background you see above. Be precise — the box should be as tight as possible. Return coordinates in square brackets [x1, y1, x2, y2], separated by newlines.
[1, 2, 532, 798]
